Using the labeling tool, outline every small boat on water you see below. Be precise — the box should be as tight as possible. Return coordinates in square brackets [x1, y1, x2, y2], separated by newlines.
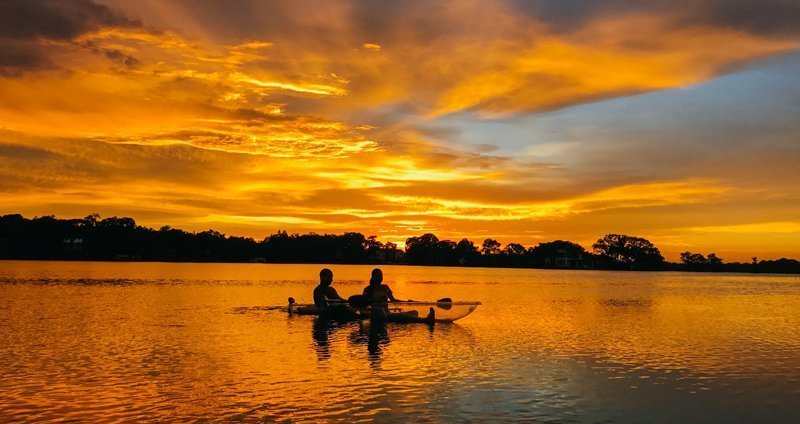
[287, 298, 481, 323]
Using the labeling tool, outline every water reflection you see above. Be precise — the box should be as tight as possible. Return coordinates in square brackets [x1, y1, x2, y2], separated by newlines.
[0, 261, 799, 422]
[309, 315, 398, 364]
[357, 321, 390, 363]
[313, 316, 433, 366]
[311, 316, 335, 361]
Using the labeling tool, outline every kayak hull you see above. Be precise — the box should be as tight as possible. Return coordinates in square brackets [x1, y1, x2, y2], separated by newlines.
[289, 301, 481, 323]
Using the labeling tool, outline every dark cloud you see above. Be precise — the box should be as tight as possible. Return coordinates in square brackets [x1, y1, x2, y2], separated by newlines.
[0, 0, 137, 40]
[0, 0, 139, 74]
[0, 40, 54, 76]
[0, 143, 59, 160]
[102, 49, 139, 67]
[693, 0, 800, 36]
[511, 0, 800, 36]
[105, 0, 799, 45]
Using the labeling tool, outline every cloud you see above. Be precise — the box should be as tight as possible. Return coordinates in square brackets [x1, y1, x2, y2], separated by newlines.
[511, 0, 800, 37]
[0, 0, 139, 74]
[0, 40, 53, 76]
[687, 221, 800, 234]
[65, 1, 794, 120]
[0, 0, 136, 40]
[676, 1, 800, 37]
[0, 143, 59, 160]
[0, 0, 799, 260]
[95, 115, 379, 158]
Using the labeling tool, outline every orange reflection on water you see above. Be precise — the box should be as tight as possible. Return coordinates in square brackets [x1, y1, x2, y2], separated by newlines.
[0, 261, 798, 422]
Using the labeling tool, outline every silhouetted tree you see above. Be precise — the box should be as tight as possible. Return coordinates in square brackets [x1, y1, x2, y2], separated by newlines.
[84, 213, 100, 227]
[437, 240, 458, 265]
[405, 233, 441, 265]
[1, 213, 796, 273]
[680, 251, 725, 271]
[501, 242, 527, 267]
[504, 243, 526, 256]
[526, 240, 588, 268]
[593, 234, 664, 270]
[364, 235, 383, 261]
[756, 258, 800, 274]
[454, 238, 480, 265]
[706, 253, 723, 271]
[529, 240, 587, 266]
[681, 252, 704, 264]
[481, 238, 501, 255]
[365, 235, 382, 250]
[381, 241, 400, 262]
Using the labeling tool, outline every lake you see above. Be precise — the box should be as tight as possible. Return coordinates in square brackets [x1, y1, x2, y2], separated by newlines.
[1, 261, 799, 422]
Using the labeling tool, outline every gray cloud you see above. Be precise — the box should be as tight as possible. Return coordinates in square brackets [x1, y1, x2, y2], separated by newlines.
[0, 40, 53, 76]
[98, 0, 800, 42]
[0, 0, 139, 74]
[0, 143, 59, 160]
[0, 0, 136, 40]
[511, 0, 800, 36]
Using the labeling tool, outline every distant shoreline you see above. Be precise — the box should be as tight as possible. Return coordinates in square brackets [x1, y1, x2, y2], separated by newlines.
[2, 214, 798, 274]
[1, 258, 798, 276]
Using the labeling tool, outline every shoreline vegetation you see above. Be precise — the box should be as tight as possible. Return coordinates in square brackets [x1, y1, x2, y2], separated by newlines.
[1, 214, 798, 274]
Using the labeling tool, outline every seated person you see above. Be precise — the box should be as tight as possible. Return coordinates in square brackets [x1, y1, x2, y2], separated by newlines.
[362, 268, 404, 304]
[313, 268, 345, 308]
[360, 268, 434, 323]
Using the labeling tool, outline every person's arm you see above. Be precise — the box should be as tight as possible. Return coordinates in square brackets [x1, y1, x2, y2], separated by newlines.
[385, 285, 403, 302]
[314, 286, 331, 308]
[327, 286, 345, 303]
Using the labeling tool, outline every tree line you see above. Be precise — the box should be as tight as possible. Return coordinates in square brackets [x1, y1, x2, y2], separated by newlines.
[0, 214, 797, 274]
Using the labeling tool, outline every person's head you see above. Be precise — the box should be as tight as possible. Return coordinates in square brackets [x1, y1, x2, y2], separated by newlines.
[369, 268, 383, 286]
[319, 268, 333, 286]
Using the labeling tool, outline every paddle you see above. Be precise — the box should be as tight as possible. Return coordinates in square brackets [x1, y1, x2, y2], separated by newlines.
[347, 294, 371, 309]
[347, 295, 454, 309]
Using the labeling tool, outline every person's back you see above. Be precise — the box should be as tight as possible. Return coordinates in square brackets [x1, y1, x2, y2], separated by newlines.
[314, 268, 343, 308]
[362, 268, 402, 304]
[362, 283, 393, 304]
[360, 268, 434, 323]
[314, 284, 342, 308]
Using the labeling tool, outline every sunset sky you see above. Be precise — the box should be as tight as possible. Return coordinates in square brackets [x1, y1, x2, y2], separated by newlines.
[1, 0, 799, 261]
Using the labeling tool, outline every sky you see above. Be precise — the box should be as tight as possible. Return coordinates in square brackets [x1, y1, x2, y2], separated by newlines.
[0, 0, 799, 261]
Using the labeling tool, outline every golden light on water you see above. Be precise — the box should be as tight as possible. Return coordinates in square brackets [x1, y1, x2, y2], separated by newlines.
[1, 262, 799, 420]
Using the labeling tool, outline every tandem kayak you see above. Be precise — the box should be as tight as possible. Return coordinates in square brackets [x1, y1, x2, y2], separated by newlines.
[288, 300, 481, 323]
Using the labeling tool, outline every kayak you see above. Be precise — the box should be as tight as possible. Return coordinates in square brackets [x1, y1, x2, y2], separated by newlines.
[288, 300, 481, 323]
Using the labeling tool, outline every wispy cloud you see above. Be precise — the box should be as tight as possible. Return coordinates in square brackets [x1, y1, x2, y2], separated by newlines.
[0, 0, 798, 260]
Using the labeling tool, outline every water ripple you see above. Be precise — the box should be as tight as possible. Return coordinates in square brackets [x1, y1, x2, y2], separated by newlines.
[0, 263, 798, 422]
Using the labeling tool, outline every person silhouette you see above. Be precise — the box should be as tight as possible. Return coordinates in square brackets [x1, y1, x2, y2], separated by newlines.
[360, 268, 435, 323]
[313, 268, 361, 320]
[313, 268, 345, 308]
[362, 268, 402, 304]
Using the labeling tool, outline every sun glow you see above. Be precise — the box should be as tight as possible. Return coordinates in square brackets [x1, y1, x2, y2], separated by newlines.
[0, 0, 798, 261]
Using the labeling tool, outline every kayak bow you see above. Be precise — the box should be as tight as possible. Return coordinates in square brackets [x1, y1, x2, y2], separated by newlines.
[287, 298, 481, 323]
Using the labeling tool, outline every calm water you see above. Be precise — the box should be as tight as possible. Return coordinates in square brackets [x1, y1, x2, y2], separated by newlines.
[1, 261, 799, 423]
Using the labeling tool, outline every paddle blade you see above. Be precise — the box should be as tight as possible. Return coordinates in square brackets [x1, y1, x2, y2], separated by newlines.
[348, 294, 371, 309]
[436, 297, 453, 310]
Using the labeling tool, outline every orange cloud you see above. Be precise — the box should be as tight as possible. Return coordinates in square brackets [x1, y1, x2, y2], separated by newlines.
[0, 0, 798, 262]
